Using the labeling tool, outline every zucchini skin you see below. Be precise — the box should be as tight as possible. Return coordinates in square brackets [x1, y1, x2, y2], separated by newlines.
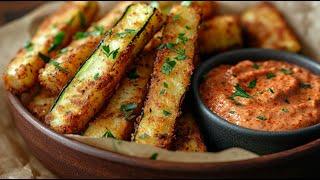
[3, 1, 99, 95]
[172, 112, 207, 152]
[38, 2, 132, 94]
[45, 3, 165, 134]
[199, 15, 243, 55]
[84, 41, 159, 140]
[240, 2, 301, 52]
[134, 5, 201, 148]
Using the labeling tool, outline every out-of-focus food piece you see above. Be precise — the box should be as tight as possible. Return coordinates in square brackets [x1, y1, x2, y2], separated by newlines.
[3, 1, 99, 95]
[134, 5, 200, 148]
[45, 3, 165, 134]
[199, 15, 243, 55]
[240, 2, 301, 52]
[27, 89, 55, 120]
[172, 112, 207, 152]
[39, 2, 132, 94]
[84, 45, 158, 140]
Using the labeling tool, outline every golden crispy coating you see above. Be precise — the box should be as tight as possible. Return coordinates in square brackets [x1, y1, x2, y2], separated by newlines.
[38, 2, 132, 94]
[84, 43, 158, 140]
[134, 5, 201, 149]
[3, 1, 99, 95]
[199, 15, 243, 55]
[241, 2, 301, 52]
[45, 3, 165, 134]
[27, 89, 55, 120]
[172, 112, 207, 152]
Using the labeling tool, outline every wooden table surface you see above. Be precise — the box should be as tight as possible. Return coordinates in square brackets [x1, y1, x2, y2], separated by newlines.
[0, 1, 319, 178]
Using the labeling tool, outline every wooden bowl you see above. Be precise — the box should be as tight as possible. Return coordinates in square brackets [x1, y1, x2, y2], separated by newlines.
[6, 91, 320, 178]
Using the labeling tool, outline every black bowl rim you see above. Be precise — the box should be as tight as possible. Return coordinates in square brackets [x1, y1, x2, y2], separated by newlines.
[192, 48, 320, 137]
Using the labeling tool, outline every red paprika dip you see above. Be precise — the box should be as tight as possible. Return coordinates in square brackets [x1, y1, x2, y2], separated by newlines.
[199, 60, 320, 131]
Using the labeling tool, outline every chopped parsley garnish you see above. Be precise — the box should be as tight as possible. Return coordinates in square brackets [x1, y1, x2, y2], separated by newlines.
[94, 73, 100, 80]
[173, 14, 180, 22]
[150, 153, 158, 160]
[139, 133, 150, 139]
[257, 115, 267, 121]
[160, 89, 166, 95]
[282, 108, 289, 113]
[185, 25, 191, 30]
[38, 52, 51, 63]
[102, 45, 119, 59]
[128, 68, 139, 79]
[116, 29, 136, 38]
[163, 82, 168, 88]
[48, 31, 65, 52]
[175, 48, 187, 61]
[161, 58, 176, 75]
[266, 72, 276, 79]
[103, 130, 115, 138]
[74, 31, 89, 40]
[229, 111, 236, 114]
[177, 33, 188, 44]
[49, 61, 68, 73]
[158, 42, 176, 50]
[300, 82, 312, 89]
[253, 63, 260, 69]
[163, 110, 171, 116]
[78, 11, 86, 28]
[248, 79, 257, 89]
[91, 25, 105, 36]
[24, 41, 33, 52]
[280, 68, 293, 75]
[231, 84, 251, 99]
[150, 1, 159, 8]
[268, 88, 274, 94]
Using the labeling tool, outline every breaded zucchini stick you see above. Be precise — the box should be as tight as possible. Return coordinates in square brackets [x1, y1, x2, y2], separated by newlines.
[27, 89, 55, 120]
[45, 3, 165, 134]
[84, 42, 158, 140]
[240, 2, 301, 52]
[172, 112, 207, 152]
[3, 1, 99, 94]
[199, 15, 242, 55]
[134, 5, 201, 148]
[38, 2, 132, 94]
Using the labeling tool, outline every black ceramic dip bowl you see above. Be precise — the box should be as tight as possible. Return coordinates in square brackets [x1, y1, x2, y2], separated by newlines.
[191, 48, 320, 155]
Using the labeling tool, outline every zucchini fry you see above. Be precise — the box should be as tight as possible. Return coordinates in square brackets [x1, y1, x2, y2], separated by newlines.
[199, 15, 242, 55]
[172, 112, 207, 152]
[3, 1, 99, 95]
[134, 5, 201, 148]
[84, 43, 158, 140]
[39, 2, 132, 94]
[45, 3, 165, 134]
[240, 2, 301, 52]
[27, 89, 55, 120]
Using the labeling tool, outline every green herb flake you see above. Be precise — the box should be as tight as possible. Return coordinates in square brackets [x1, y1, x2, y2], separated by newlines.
[266, 72, 276, 79]
[38, 52, 51, 63]
[185, 25, 191, 30]
[48, 31, 65, 52]
[173, 14, 180, 22]
[253, 63, 260, 69]
[91, 25, 105, 36]
[103, 130, 115, 138]
[177, 33, 188, 44]
[163, 82, 168, 88]
[102, 45, 110, 55]
[161, 58, 176, 75]
[94, 73, 100, 80]
[280, 68, 293, 75]
[257, 115, 267, 121]
[160, 89, 166, 95]
[163, 110, 171, 116]
[248, 79, 257, 89]
[175, 49, 187, 61]
[128, 69, 139, 79]
[268, 88, 274, 94]
[300, 82, 312, 89]
[111, 48, 119, 59]
[24, 41, 33, 52]
[158, 42, 176, 50]
[78, 11, 86, 28]
[281, 108, 289, 113]
[231, 84, 251, 99]
[150, 153, 158, 160]
[102, 45, 119, 59]
[74, 31, 89, 40]
[49, 61, 68, 73]
[117, 29, 136, 38]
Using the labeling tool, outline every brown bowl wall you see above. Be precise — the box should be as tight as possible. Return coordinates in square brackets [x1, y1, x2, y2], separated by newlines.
[6, 92, 320, 178]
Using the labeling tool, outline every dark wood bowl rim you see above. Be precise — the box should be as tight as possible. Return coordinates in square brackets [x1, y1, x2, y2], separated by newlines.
[7, 92, 320, 172]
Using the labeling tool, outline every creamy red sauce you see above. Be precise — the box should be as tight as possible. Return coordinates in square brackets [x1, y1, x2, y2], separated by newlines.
[200, 60, 320, 131]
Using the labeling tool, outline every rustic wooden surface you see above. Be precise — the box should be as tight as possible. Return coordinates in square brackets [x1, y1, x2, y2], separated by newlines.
[0, 1, 46, 27]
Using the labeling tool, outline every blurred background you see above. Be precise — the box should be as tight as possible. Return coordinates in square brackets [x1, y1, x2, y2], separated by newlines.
[0, 1, 45, 26]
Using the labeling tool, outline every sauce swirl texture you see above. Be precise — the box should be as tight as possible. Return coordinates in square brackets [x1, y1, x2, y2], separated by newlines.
[200, 60, 320, 131]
